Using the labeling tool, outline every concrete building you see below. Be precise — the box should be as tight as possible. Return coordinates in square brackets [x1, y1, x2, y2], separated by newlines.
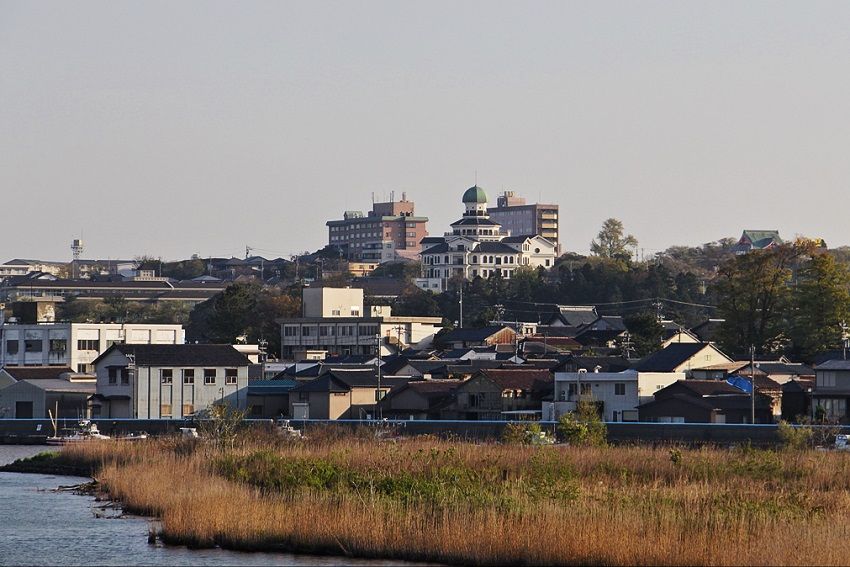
[90, 344, 250, 419]
[278, 287, 442, 361]
[418, 186, 557, 290]
[487, 191, 559, 250]
[326, 193, 429, 263]
[0, 321, 185, 373]
[547, 368, 683, 422]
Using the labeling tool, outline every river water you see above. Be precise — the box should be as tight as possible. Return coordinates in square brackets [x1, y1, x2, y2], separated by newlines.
[0, 446, 403, 566]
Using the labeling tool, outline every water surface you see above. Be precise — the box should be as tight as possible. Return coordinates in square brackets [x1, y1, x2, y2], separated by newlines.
[0, 446, 405, 566]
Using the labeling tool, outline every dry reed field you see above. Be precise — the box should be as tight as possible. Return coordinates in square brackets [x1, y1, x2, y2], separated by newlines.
[43, 428, 850, 565]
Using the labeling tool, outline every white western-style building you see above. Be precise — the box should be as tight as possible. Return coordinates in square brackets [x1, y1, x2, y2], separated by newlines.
[418, 185, 557, 290]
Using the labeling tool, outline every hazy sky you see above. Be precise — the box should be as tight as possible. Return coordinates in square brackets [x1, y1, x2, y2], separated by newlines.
[2, 1, 850, 262]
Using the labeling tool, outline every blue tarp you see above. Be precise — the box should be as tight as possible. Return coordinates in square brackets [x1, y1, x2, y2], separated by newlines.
[726, 375, 753, 394]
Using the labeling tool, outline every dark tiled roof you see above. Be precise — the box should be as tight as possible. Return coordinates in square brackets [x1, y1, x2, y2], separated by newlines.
[814, 359, 850, 371]
[633, 343, 715, 372]
[420, 243, 449, 254]
[667, 379, 743, 396]
[475, 368, 552, 391]
[474, 242, 518, 254]
[689, 319, 725, 343]
[442, 326, 513, 343]
[755, 362, 814, 376]
[450, 217, 501, 226]
[1, 366, 75, 380]
[98, 344, 250, 367]
[554, 356, 632, 373]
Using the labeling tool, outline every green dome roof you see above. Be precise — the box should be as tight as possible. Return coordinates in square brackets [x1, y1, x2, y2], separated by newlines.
[462, 185, 488, 204]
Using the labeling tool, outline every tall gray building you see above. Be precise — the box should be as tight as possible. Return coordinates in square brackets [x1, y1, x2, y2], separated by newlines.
[487, 191, 559, 251]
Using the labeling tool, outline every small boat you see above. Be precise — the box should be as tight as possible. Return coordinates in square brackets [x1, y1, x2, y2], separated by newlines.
[46, 419, 111, 445]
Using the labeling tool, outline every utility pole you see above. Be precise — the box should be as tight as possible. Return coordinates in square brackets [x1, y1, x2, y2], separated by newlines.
[841, 320, 849, 361]
[375, 334, 382, 420]
[750, 344, 756, 425]
[458, 282, 464, 329]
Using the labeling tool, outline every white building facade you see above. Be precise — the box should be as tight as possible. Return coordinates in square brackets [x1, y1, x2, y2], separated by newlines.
[0, 322, 185, 372]
[418, 186, 557, 291]
[546, 369, 684, 422]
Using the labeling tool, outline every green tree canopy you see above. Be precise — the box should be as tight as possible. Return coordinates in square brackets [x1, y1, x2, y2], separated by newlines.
[789, 253, 850, 360]
[590, 218, 638, 261]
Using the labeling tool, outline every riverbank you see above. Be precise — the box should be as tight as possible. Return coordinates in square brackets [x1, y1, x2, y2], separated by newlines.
[7, 429, 850, 565]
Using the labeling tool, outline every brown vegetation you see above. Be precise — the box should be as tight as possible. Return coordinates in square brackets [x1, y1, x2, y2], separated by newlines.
[51, 430, 850, 565]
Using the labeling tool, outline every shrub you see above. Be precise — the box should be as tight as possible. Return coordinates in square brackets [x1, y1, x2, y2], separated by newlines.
[556, 401, 607, 447]
[502, 422, 554, 445]
[777, 420, 813, 451]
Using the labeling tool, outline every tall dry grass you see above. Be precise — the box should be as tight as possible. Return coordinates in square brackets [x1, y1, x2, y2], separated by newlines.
[61, 434, 850, 565]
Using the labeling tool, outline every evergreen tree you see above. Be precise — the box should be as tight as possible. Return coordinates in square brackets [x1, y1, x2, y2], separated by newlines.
[789, 253, 850, 359]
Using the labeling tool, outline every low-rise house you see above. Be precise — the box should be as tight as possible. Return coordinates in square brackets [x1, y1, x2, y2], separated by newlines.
[782, 378, 814, 422]
[90, 344, 250, 419]
[0, 379, 94, 418]
[633, 342, 732, 376]
[288, 369, 408, 420]
[445, 368, 552, 420]
[438, 326, 517, 350]
[548, 366, 682, 422]
[811, 359, 850, 422]
[638, 380, 773, 423]
[733, 230, 782, 254]
[247, 379, 298, 419]
[379, 379, 463, 420]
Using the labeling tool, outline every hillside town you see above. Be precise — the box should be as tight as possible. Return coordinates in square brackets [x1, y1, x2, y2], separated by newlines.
[0, 184, 846, 429]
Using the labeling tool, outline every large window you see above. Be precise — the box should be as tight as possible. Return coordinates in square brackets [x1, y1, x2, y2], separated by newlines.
[24, 340, 42, 353]
[225, 369, 238, 385]
[49, 339, 67, 353]
[77, 339, 99, 351]
[121, 368, 130, 384]
[204, 369, 216, 385]
[183, 369, 195, 384]
[161, 369, 173, 384]
[108, 367, 118, 384]
[283, 326, 298, 337]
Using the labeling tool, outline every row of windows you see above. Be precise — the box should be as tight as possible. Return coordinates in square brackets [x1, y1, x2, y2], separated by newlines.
[6, 339, 68, 354]
[557, 383, 627, 400]
[160, 404, 194, 417]
[160, 369, 239, 385]
[285, 324, 378, 337]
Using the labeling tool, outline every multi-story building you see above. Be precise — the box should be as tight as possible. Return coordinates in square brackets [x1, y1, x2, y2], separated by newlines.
[326, 193, 429, 263]
[487, 191, 559, 250]
[90, 343, 249, 419]
[0, 272, 225, 305]
[278, 286, 442, 360]
[0, 320, 185, 373]
[418, 186, 558, 290]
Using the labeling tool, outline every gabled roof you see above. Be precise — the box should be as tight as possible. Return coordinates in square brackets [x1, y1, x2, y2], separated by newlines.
[633, 343, 725, 372]
[473, 368, 552, 391]
[689, 319, 725, 343]
[451, 217, 500, 227]
[94, 344, 250, 367]
[815, 359, 850, 371]
[441, 326, 514, 343]
[661, 379, 743, 397]
[740, 230, 782, 249]
[550, 306, 599, 327]
[0, 366, 75, 380]
[15, 379, 95, 393]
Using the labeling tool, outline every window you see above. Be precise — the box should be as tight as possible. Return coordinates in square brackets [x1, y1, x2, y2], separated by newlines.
[818, 371, 837, 388]
[6, 340, 18, 355]
[302, 326, 312, 337]
[108, 367, 118, 384]
[182, 404, 195, 416]
[77, 363, 90, 373]
[77, 339, 99, 351]
[614, 383, 626, 396]
[225, 369, 238, 385]
[283, 326, 298, 337]
[161, 369, 173, 384]
[160, 404, 172, 417]
[183, 369, 195, 384]
[204, 369, 216, 385]
[331, 309, 341, 316]
[24, 340, 42, 353]
[350, 307, 360, 316]
[49, 339, 67, 353]
[121, 368, 130, 384]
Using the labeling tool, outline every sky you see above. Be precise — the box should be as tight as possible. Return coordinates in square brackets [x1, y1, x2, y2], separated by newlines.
[2, 0, 850, 262]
